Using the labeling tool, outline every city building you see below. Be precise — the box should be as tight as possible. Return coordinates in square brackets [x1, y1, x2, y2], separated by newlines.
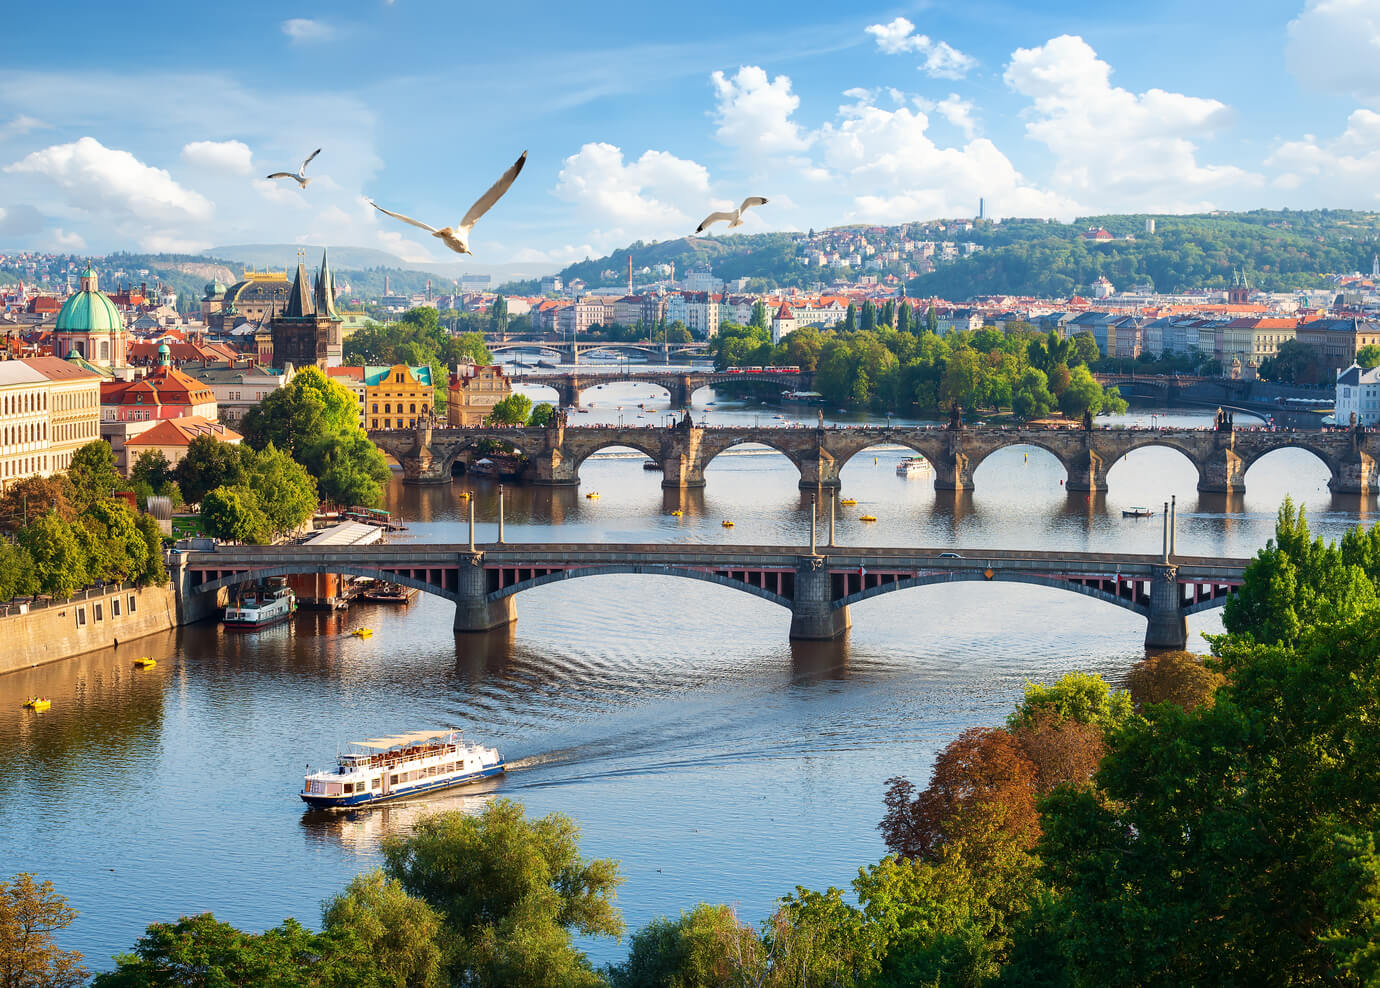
[1335, 363, 1380, 427]
[0, 356, 102, 491]
[123, 417, 243, 470]
[365, 364, 434, 431]
[771, 303, 798, 344]
[196, 362, 296, 425]
[326, 366, 368, 427]
[201, 269, 294, 331]
[271, 251, 343, 370]
[1296, 318, 1380, 377]
[51, 266, 128, 370]
[448, 361, 512, 426]
[101, 344, 218, 424]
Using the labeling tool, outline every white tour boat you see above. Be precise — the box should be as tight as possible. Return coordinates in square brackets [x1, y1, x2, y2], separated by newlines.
[896, 456, 932, 475]
[222, 585, 296, 630]
[300, 730, 504, 810]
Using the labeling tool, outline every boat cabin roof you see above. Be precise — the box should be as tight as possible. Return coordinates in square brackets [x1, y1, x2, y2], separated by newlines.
[355, 729, 458, 750]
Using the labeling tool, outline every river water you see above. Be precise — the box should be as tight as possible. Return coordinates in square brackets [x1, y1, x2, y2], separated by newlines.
[2, 381, 1375, 972]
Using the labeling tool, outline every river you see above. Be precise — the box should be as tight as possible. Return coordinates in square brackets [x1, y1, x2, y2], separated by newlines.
[1, 383, 1374, 971]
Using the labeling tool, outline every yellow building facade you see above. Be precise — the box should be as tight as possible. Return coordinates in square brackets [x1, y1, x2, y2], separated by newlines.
[365, 364, 434, 431]
[448, 362, 512, 426]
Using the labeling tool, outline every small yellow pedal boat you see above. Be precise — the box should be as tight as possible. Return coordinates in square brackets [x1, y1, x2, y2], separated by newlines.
[24, 697, 50, 712]
[133, 657, 157, 669]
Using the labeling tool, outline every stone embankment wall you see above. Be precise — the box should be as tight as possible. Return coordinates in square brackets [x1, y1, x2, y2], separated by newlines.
[0, 583, 180, 676]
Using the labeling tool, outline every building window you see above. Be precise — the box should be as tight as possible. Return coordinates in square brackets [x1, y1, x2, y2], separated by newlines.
[129, 595, 136, 613]
[112, 598, 121, 617]
[94, 603, 103, 621]
[76, 607, 86, 627]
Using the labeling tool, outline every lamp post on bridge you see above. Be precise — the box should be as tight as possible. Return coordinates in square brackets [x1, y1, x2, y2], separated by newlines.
[809, 493, 817, 555]
[497, 485, 505, 544]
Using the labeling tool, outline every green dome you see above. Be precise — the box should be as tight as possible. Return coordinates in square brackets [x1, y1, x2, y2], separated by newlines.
[55, 287, 123, 333]
[205, 280, 226, 298]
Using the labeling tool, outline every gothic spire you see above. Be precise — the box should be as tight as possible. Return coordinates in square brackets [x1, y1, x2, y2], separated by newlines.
[314, 248, 339, 319]
[284, 257, 315, 318]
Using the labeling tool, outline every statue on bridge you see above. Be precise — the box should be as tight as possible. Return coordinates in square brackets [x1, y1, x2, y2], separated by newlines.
[1214, 407, 1233, 432]
[679, 410, 694, 430]
[1082, 408, 1093, 432]
[948, 402, 963, 431]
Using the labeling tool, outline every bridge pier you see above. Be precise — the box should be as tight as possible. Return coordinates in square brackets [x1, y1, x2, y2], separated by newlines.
[399, 419, 452, 484]
[1064, 448, 1109, 493]
[790, 555, 850, 640]
[797, 446, 841, 490]
[454, 552, 516, 633]
[1329, 450, 1379, 495]
[1144, 563, 1188, 650]
[1196, 447, 1247, 494]
[931, 451, 974, 492]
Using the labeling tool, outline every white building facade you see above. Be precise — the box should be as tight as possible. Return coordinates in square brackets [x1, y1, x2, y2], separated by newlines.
[1336, 363, 1380, 426]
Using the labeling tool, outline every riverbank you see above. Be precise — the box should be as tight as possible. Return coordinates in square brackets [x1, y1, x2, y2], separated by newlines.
[0, 583, 181, 676]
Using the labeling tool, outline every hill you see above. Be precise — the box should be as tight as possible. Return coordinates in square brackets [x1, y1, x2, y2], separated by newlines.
[542, 209, 1380, 300]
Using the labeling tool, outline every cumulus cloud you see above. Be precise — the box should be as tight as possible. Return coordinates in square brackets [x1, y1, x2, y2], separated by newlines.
[5, 136, 213, 223]
[921, 93, 978, 139]
[50, 229, 86, 249]
[554, 141, 710, 244]
[281, 18, 336, 44]
[1286, 0, 1380, 100]
[1003, 35, 1256, 210]
[815, 90, 1075, 221]
[711, 66, 811, 155]
[1268, 108, 1380, 202]
[864, 17, 976, 79]
[181, 139, 254, 175]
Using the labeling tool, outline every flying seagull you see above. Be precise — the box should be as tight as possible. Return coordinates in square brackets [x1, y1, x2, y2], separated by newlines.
[369, 151, 528, 256]
[266, 148, 322, 189]
[696, 196, 768, 234]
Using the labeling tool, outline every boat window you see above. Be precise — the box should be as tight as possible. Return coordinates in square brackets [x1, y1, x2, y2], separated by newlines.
[389, 774, 398, 785]
[343, 784, 353, 794]
[372, 778, 381, 789]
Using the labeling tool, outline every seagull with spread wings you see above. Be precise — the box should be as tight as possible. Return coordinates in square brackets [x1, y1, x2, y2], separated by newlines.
[696, 196, 768, 234]
[266, 148, 321, 189]
[368, 151, 528, 256]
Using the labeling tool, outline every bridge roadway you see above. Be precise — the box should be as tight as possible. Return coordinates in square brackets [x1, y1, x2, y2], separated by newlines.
[179, 541, 1248, 650]
[371, 419, 1380, 494]
[486, 337, 710, 364]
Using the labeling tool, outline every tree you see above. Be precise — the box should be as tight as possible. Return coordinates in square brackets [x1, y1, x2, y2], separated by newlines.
[609, 904, 765, 988]
[896, 302, 912, 335]
[0, 476, 74, 534]
[245, 444, 318, 540]
[241, 367, 360, 465]
[382, 801, 623, 988]
[1068, 332, 1100, 367]
[1057, 364, 1110, 417]
[449, 331, 492, 366]
[1011, 367, 1055, 420]
[321, 870, 445, 988]
[0, 543, 38, 601]
[1010, 708, 1105, 795]
[317, 434, 392, 508]
[81, 499, 152, 584]
[486, 393, 533, 426]
[1006, 671, 1134, 733]
[1259, 338, 1322, 384]
[66, 440, 123, 510]
[17, 512, 88, 598]
[861, 301, 877, 332]
[1126, 651, 1224, 711]
[925, 303, 938, 335]
[1357, 343, 1380, 370]
[175, 436, 249, 507]
[0, 873, 87, 988]
[751, 300, 768, 329]
[130, 449, 174, 494]
[844, 302, 857, 332]
[880, 727, 1040, 863]
[490, 295, 509, 334]
[528, 403, 556, 428]
[200, 486, 269, 545]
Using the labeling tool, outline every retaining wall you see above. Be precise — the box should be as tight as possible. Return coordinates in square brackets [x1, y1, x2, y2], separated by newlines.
[0, 583, 180, 676]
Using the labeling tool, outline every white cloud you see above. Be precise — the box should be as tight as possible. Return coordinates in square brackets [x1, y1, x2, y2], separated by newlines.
[51, 229, 86, 249]
[1286, 0, 1380, 101]
[181, 139, 254, 175]
[512, 244, 598, 265]
[815, 90, 1075, 221]
[0, 115, 46, 141]
[918, 93, 978, 139]
[711, 66, 811, 155]
[1003, 35, 1256, 210]
[281, 18, 336, 44]
[864, 17, 976, 79]
[5, 137, 213, 224]
[554, 142, 710, 246]
[1267, 108, 1380, 203]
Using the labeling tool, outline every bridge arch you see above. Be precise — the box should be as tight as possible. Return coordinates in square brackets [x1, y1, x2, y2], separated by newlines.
[489, 564, 792, 609]
[192, 564, 458, 601]
[967, 440, 1075, 480]
[702, 434, 806, 472]
[1238, 442, 1338, 478]
[1103, 437, 1212, 490]
[571, 437, 667, 469]
[833, 571, 1151, 615]
[437, 436, 535, 477]
[575, 378, 676, 406]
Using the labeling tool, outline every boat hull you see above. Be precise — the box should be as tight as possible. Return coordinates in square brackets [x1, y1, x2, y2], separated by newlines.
[222, 610, 294, 631]
[300, 763, 505, 810]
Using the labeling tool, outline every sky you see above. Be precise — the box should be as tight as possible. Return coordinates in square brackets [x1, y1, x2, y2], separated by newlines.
[2, 0, 1379, 273]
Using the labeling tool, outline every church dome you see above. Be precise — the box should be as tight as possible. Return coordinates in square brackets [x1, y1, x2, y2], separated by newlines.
[55, 266, 123, 333]
[204, 280, 227, 298]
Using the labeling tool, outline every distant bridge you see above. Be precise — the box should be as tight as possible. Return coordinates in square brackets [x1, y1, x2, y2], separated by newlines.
[485, 336, 710, 364]
[370, 420, 1379, 494]
[179, 541, 1248, 649]
[513, 368, 812, 408]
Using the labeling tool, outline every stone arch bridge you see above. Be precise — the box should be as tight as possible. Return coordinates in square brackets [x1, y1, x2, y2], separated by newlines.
[180, 542, 1248, 650]
[515, 369, 811, 409]
[371, 420, 1379, 494]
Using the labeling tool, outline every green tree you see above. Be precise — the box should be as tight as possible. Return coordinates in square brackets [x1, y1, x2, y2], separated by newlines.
[1357, 343, 1380, 370]
[448, 331, 492, 366]
[844, 302, 857, 332]
[751, 300, 768, 329]
[17, 512, 88, 598]
[528, 403, 556, 428]
[66, 441, 123, 510]
[0, 873, 87, 988]
[0, 476, 75, 534]
[490, 295, 509, 334]
[0, 543, 39, 601]
[321, 870, 445, 988]
[317, 434, 392, 508]
[241, 367, 360, 465]
[486, 393, 533, 426]
[1011, 367, 1055, 420]
[861, 300, 877, 332]
[925, 303, 938, 335]
[1007, 671, 1134, 733]
[130, 450, 174, 494]
[200, 486, 269, 545]
[382, 801, 623, 988]
[80, 499, 152, 584]
[245, 445, 318, 540]
[609, 904, 764, 988]
[897, 301, 912, 335]
[1068, 332, 1100, 366]
[175, 435, 250, 507]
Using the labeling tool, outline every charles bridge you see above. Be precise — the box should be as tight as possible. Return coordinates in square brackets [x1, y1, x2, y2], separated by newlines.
[370, 417, 1379, 494]
[177, 539, 1246, 650]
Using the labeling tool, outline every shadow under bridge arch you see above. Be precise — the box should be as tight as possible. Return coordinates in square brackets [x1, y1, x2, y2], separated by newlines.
[487, 563, 795, 610]
[831, 569, 1153, 616]
[192, 564, 460, 601]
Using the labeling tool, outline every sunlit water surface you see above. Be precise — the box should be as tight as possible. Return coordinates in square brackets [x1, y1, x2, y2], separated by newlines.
[2, 384, 1373, 970]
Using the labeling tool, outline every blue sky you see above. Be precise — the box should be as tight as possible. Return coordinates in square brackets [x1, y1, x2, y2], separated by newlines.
[2, 0, 1378, 272]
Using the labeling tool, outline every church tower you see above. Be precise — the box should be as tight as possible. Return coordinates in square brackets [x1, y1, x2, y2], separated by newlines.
[270, 250, 342, 370]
